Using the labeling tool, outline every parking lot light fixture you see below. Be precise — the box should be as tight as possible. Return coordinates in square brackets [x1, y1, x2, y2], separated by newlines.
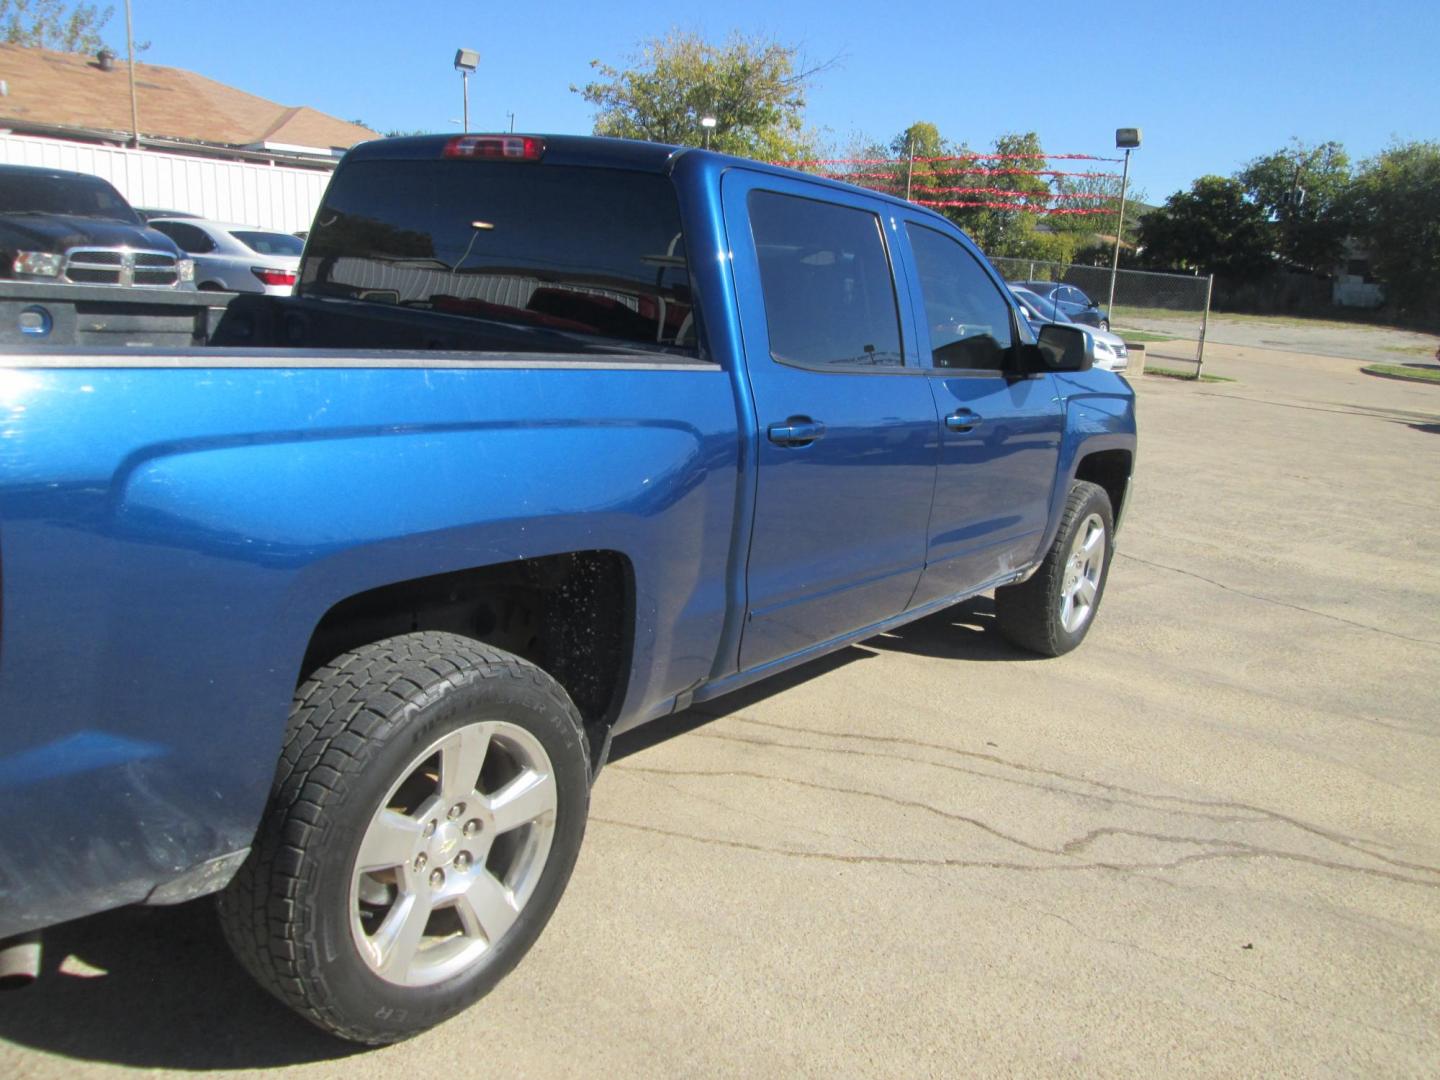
[454, 49, 480, 133]
[700, 115, 716, 150]
[1108, 127, 1141, 322]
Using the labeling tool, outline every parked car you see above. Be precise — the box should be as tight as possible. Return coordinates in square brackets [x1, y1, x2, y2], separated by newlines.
[0, 163, 194, 289]
[0, 134, 1135, 1044]
[1009, 279, 1109, 330]
[1010, 286, 1129, 372]
[148, 217, 304, 294]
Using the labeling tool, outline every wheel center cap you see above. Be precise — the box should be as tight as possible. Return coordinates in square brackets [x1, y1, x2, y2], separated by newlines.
[430, 822, 462, 862]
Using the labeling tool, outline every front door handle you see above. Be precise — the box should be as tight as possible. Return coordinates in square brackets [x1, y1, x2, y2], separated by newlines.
[767, 418, 827, 446]
[945, 410, 983, 432]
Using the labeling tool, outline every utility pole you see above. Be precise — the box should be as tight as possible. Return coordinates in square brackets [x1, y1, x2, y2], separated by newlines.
[124, 0, 140, 148]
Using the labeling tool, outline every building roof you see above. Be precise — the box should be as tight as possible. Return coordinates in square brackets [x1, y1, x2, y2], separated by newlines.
[0, 43, 378, 154]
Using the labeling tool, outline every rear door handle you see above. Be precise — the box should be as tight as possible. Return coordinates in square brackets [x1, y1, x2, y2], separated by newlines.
[767, 418, 827, 446]
[945, 410, 983, 432]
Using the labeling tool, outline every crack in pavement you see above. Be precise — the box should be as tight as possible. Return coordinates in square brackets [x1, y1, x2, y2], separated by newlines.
[609, 763, 1440, 889]
[684, 716, 1440, 879]
[1194, 391, 1440, 425]
[1118, 552, 1440, 648]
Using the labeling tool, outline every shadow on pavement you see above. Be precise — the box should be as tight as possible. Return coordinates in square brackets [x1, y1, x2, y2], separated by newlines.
[0, 899, 361, 1070]
[610, 595, 1033, 765]
[864, 595, 1041, 663]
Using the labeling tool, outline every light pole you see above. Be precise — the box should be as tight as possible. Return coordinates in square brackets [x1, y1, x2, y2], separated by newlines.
[700, 115, 716, 150]
[1108, 127, 1141, 323]
[454, 49, 479, 133]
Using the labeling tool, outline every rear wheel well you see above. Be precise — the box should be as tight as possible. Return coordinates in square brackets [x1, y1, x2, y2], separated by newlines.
[1073, 449, 1131, 523]
[299, 551, 633, 768]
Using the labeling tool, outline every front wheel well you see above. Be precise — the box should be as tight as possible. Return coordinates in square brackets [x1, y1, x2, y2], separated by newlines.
[298, 551, 633, 768]
[1073, 449, 1131, 523]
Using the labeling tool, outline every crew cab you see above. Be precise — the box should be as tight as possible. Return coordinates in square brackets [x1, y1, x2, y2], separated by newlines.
[0, 134, 1135, 1043]
[0, 163, 195, 289]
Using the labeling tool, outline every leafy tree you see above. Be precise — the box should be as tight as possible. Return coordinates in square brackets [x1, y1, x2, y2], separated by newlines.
[1347, 140, 1440, 316]
[1137, 176, 1275, 281]
[1238, 140, 1352, 272]
[940, 132, 1061, 259]
[0, 0, 113, 53]
[574, 31, 829, 160]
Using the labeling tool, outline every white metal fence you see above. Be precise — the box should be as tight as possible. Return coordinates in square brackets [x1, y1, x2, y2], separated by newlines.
[0, 132, 333, 233]
[990, 257, 1215, 375]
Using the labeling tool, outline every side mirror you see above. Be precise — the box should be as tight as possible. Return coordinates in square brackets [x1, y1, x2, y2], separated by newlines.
[1021, 322, 1092, 373]
[1086, 299, 1099, 309]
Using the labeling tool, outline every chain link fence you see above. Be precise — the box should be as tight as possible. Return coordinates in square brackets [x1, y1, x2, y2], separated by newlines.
[989, 258, 1215, 375]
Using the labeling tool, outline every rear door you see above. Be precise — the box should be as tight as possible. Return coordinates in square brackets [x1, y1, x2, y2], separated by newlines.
[722, 171, 939, 670]
[897, 218, 1064, 604]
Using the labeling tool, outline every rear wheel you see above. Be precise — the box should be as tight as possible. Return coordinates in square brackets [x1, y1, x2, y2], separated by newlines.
[218, 632, 589, 1044]
[995, 481, 1113, 656]
[1099, 319, 1110, 331]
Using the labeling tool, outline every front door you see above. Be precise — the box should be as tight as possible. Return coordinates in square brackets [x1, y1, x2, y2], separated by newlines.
[723, 173, 939, 671]
[898, 220, 1064, 604]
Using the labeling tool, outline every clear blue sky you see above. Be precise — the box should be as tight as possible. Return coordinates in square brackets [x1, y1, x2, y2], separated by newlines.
[130, 0, 1437, 202]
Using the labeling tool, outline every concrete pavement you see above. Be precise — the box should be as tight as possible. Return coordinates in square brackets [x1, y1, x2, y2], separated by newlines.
[2, 342, 1437, 1078]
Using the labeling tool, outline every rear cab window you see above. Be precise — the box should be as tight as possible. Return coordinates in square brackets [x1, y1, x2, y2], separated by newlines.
[300, 160, 697, 356]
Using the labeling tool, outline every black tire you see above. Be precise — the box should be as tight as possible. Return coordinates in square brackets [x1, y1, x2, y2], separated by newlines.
[218, 632, 590, 1044]
[995, 481, 1114, 657]
[1099, 319, 1110, 332]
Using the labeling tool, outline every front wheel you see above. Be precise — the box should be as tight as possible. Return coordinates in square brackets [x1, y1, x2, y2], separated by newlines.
[218, 632, 590, 1044]
[1098, 319, 1110, 332]
[995, 481, 1114, 656]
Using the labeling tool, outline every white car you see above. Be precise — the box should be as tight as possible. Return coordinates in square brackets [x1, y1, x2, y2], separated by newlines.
[148, 218, 303, 295]
[1010, 285, 1129, 372]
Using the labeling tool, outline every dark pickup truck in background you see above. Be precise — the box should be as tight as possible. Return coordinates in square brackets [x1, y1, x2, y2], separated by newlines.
[0, 162, 195, 290]
[0, 134, 1135, 1042]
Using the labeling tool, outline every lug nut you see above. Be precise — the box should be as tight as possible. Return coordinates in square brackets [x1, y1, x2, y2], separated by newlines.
[414, 853, 427, 872]
[422, 820, 436, 838]
[447, 803, 465, 820]
[463, 819, 482, 837]
[429, 869, 445, 889]
[455, 851, 472, 871]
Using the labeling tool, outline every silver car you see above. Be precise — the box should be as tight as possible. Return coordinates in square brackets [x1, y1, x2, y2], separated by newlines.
[1010, 286, 1129, 372]
[148, 218, 303, 295]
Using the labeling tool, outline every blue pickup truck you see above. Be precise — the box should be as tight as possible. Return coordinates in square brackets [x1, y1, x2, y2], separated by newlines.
[0, 134, 1135, 1041]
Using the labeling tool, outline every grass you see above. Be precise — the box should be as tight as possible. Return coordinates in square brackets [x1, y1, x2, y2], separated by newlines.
[1116, 330, 1179, 343]
[1380, 344, 1438, 357]
[1361, 363, 1440, 384]
[1110, 305, 1205, 324]
[1145, 366, 1236, 383]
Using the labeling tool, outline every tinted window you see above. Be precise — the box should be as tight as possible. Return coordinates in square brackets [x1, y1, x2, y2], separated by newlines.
[906, 223, 1014, 371]
[301, 161, 696, 354]
[748, 190, 903, 370]
[0, 169, 139, 223]
[153, 222, 216, 253]
[233, 230, 304, 256]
